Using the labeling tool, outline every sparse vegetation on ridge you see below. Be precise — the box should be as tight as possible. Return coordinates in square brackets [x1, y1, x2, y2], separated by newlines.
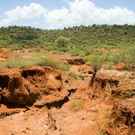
[0, 51, 70, 70]
[0, 25, 135, 69]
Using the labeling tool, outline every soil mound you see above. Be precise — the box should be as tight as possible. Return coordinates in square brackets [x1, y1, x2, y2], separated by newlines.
[0, 66, 71, 107]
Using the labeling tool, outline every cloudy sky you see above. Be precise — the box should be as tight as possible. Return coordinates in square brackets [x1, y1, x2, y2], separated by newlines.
[0, 0, 135, 29]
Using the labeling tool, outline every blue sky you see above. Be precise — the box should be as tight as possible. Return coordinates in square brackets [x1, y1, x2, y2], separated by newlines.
[0, 0, 68, 11]
[1, 0, 135, 11]
[96, 0, 135, 10]
[0, 0, 135, 29]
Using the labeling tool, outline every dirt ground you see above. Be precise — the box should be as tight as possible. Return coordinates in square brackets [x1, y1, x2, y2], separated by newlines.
[0, 95, 112, 135]
[0, 49, 135, 135]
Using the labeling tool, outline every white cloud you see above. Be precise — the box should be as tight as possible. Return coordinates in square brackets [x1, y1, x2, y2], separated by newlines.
[0, 0, 135, 28]
[0, 3, 46, 26]
[47, 0, 135, 28]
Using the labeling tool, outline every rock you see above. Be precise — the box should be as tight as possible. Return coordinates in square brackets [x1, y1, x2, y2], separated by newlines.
[2, 75, 39, 106]
[0, 66, 71, 107]
[94, 69, 131, 89]
[95, 69, 129, 81]
[107, 98, 135, 135]
[0, 68, 39, 106]
[67, 57, 85, 65]
[93, 69, 135, 99]
[34, 89, 69, 108]
[21, 66, 45, 78]
[46, 71, 62, 91]
[114, 63, 126, 71]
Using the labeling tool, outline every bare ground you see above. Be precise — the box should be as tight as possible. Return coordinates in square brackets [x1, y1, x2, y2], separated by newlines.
[0, 49, 135, 135]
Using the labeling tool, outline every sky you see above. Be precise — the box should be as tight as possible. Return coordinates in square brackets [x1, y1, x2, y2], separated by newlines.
[0, 0, 135, 29]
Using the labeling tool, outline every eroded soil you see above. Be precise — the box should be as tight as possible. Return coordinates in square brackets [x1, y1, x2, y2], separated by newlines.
[0, 49, 135, 135]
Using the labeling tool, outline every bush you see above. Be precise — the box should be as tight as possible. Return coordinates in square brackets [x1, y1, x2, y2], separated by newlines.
[85, 54, 105, 69]
[55, 36, 70, 52]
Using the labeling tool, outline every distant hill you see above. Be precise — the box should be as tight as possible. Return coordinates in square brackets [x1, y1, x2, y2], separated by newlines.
[0, 25, 135, 50]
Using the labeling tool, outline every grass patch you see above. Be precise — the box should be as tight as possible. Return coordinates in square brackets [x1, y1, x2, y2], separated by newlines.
[69, 72, 85, 80]
[84, 46, 135, 70]
[96, 107, 112, 135]
[0, 52, 70, 71]
[38, 57, 70, 71]
[0, 58, 34, 68]
[70, 99, 84, 111]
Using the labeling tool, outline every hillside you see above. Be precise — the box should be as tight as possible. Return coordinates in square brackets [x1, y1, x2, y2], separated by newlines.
[0, 26, 135, 135]
[1, 25, 135, 49]
[0, 25, 135, 69]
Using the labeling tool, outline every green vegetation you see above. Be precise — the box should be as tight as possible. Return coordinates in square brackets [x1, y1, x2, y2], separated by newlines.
[0, 25, 135, 68]
[0, 52, 70, 71]
[0, 26, 43, 49]
[55, 36, 70, 52]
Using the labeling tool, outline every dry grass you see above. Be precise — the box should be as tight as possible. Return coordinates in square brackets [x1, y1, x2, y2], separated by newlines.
[69, 99, 84, 111]
[96, 105, 113, 135]
[0, 51, 70, 71]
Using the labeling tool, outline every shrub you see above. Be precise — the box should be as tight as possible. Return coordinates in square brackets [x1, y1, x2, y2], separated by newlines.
[85, 54, 104, 69]
[55, 36, 70, 52]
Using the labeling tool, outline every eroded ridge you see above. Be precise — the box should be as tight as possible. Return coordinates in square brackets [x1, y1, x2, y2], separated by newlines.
[0, 65, 135, 135]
